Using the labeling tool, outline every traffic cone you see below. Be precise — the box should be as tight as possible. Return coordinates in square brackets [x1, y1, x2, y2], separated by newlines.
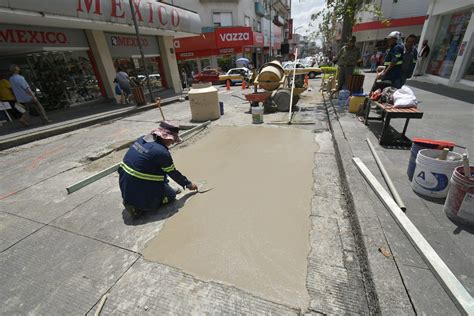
[304, 74, 309, 87]
[242, 79, 246, 90]
[226, 80, 230, 90]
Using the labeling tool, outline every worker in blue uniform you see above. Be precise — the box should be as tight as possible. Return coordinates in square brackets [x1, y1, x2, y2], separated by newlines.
[119, 121, 198, 218]
[378, 31, 404, 89]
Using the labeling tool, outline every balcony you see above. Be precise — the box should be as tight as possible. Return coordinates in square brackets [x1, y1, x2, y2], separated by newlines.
[255, 2, 266, 17]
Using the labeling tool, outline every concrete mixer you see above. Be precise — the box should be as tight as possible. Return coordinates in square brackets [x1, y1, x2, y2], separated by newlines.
[245, 60, 306, 112]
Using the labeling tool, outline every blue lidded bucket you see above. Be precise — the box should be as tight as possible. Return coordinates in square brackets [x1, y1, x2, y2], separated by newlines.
[407, 138, 455, 181]
[219, 101, 224, 115]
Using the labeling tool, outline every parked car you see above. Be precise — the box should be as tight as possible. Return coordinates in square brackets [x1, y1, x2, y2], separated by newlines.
[192, 69, 223, 84]
[282, 62, 322, 78]
[219, 67, 252, 85]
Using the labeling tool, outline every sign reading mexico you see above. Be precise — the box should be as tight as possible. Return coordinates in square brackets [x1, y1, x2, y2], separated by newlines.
[0, 0, 201, 34]
[215, 27, 253, 48]
[0, 25, 88, 48]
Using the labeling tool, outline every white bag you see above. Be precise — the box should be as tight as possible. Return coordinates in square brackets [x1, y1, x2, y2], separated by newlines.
[393, 85, 418, 107]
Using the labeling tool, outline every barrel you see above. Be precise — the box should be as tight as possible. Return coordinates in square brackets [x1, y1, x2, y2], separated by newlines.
[444, 166, 474, 226]
[411, 149, 463, 199]
[407, 138, 455, 181]
[257, 61, 284, 91]
[347, 74, 365, 94]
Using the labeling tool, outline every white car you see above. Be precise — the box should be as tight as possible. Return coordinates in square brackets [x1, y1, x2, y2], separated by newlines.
[219, 67, 252, 85]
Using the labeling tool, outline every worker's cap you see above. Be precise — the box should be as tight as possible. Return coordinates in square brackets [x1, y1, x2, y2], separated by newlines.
[150, 121, 181, 143]
[385, 31, 401, 40]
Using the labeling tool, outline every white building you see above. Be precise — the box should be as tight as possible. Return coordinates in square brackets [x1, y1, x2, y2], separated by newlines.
[353, 0, 430, 55]
[0, 0, 201, 110]
[415, 0, 473, 90]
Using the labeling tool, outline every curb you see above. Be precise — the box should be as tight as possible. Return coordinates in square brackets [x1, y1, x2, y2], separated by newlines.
[0, 96, 181, 151]
[324, 95, 415, 315]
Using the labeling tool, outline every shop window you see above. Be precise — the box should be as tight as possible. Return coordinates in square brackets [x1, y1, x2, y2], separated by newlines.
[428, 10, 472, 79]
[462, 47, 474, 81]
[113, 57, 163, 91]
[213, 12, 232, 27]
[245, 16, 251, 27]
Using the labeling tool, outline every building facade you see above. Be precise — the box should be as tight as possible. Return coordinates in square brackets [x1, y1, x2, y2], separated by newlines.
[0, 0, 201, 110]
[415, 0, 473, 90]
[170, 0, 291, 75]
[352, 0, 430, 56]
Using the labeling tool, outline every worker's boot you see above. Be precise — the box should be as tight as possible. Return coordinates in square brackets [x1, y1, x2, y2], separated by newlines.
[123, 203, 143, 219]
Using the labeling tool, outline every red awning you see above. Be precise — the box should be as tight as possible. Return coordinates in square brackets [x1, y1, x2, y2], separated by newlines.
[352, 16, 426, 33]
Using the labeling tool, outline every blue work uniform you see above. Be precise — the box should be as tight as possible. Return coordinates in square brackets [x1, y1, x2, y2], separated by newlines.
[401, 46, 418, 86]
[118, 136, 191, 210]
[382, 43, 404, 88]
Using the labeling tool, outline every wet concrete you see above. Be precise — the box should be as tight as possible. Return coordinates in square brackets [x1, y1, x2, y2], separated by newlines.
[143, 126, 317, 309]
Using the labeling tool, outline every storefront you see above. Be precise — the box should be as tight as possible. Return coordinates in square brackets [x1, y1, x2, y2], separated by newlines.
[0, 24, 102, 110]
[0, 0, 201, 110]
[174, 27, 264, 76]
[105, 33, 166, 92]
[416, 1, 474, 90]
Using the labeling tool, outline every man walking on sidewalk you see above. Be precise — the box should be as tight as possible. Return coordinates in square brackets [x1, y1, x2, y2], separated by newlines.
[9, 64, 51, 126]
[378, 31, 404, 89]
[334, 36, 361, 91]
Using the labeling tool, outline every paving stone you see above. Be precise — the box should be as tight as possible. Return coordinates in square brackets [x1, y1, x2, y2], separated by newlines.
[398, 264, 460, 315]
[88, 258, 299, 315]
[0, 212, 43, 252]
[0, 226, 138, 315]
[307, 257, 369, 315]
[311, 195, 344, 219]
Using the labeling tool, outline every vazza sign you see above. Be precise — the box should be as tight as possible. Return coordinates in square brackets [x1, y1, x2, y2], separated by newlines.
[0, 0, 201, 34]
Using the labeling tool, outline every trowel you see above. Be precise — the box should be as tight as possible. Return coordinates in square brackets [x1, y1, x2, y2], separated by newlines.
[195, 180, 214, 193]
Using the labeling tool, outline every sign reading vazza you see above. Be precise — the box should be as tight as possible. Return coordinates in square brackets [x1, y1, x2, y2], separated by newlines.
[0, 0, 201, 34]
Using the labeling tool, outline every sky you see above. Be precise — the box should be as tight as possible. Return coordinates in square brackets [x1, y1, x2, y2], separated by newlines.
[290, 0, 326, 40]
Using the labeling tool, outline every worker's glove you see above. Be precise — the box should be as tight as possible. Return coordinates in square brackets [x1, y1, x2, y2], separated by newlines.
[186, 183, 198, 191]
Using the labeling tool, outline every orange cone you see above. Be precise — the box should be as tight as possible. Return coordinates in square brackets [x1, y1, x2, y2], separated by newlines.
[304, 74, 309, 86]
[242, 79, 246, 90]
[226, 80, 230, 90]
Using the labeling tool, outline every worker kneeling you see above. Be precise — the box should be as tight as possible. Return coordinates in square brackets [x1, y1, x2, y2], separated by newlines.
[119, 121, 198, 218]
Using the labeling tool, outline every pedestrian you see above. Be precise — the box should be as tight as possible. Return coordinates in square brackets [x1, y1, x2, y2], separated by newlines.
[0, 71, 23, 121]
[118, 121, 198, 219]
[415, 39, 431, 76]
[9, 64, 51, 126]
[363, 50, 371, 68]
[370, 53, 378, 72]
[115, 67, 132, 104]
[334, 36, 361, 90]
[378, 31, 404, 89]
[114, 79, 125, 104]
[401, 34, 418, 86]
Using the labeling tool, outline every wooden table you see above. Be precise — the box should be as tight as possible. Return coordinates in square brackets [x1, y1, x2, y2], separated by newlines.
[364, 99, 424, 146]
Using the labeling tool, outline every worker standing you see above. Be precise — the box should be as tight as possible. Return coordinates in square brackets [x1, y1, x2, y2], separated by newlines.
[378, 31, 404, 89]
[400, 34, 418, 86]
[119, 121, 198, 218]
[334, 36, 361, 90]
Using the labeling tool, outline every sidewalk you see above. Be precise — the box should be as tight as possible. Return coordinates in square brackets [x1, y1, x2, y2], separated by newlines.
[329, 72, 474, 315]
[0, 89, 181, 150]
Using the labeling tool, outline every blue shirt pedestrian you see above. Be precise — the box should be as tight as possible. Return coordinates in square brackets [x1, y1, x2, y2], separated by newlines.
[382, 43, 404, 88]
[9, 73, 33, 103]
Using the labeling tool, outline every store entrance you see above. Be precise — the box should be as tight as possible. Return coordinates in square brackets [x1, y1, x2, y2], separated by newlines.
[113, 56, 165, 94]
[0, 50, 103, 111]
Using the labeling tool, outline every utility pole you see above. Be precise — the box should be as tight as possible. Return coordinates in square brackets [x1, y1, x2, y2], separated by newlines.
[129, 0, 154, 104]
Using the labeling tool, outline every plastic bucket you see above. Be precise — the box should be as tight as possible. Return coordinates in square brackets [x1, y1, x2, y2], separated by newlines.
[251, 106, 264, 124]
[407, 138, 455, 181]
[337, 90, 350, 108]
[444, 166, 474, 226]
[411, 149, 463, 198]
[219, 101, 224, 115]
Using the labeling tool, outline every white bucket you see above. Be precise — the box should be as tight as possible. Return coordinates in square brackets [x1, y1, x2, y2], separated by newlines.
[411, 149, 463, 198]
[251, 106, 264, 124]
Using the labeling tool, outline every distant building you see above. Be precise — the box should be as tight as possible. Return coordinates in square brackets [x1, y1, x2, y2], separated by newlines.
[415, 0, 473, 90]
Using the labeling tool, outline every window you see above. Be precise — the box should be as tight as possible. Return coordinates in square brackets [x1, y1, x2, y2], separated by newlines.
[213, 12, 232, 27]
[257, 22, 261, 32]
[245, 16, 251, 27]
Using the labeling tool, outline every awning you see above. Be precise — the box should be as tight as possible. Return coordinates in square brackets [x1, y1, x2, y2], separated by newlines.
[0, 0, 201, 37]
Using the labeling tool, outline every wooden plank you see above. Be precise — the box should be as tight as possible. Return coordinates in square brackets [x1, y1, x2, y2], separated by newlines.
[353, 157, 474, 315]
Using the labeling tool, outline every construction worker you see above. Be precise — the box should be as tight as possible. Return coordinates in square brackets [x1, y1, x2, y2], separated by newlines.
[400, 34, 418, 86]
[334, 36, 361, 91]
[118, 121, 198, 218]
[378, 31, 404, 89]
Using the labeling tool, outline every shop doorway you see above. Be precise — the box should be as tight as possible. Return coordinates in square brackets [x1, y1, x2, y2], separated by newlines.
[113, 56, 164, 93]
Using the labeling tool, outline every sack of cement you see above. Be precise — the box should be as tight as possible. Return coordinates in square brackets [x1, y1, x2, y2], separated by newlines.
[393, 85, 418, 108]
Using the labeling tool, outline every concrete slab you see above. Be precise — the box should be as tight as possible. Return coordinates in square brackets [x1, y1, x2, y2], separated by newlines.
[310, 216, 345, 269]
[88, 258, 299, 315]
[0, 226, 138, 315]
[143, 126, 314, 310]
[313, 153, 343, 198]
[0, 212, 43, 252]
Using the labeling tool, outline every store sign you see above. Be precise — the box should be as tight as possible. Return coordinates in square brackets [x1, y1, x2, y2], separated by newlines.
[105, 33, 159, 57]
[215, 27, 253, 48]
[0, 24, 88, 48]
[253, 32, 264, 47]
[0, 0, 201, 34]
